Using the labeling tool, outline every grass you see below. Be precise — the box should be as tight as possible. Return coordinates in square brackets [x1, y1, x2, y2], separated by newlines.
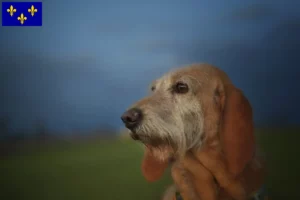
[256, 128, 300, 199]
[0, 139, 172, 200]
[0, 128, 299, 200]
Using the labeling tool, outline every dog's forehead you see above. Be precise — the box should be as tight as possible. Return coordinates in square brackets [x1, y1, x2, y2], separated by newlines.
[153, 64, 231, 89]
[157, 65, 210, 85]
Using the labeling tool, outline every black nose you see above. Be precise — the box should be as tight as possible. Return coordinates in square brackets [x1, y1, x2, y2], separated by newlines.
[121, 108, 143, 129]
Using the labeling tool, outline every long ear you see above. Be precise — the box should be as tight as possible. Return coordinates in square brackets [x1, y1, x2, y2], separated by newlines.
[141, 147, 169, 182]
[220, 85, 255, 177]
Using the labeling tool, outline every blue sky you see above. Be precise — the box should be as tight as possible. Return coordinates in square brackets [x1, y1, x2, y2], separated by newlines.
[1, 0, 300, 132]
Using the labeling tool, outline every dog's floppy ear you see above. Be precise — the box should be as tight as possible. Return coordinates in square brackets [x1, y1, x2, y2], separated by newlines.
[141, 147, 169, 182]
[220, 85, 255, 177]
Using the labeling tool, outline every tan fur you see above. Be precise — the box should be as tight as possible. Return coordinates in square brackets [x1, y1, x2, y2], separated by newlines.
[123, 63, 265, 200]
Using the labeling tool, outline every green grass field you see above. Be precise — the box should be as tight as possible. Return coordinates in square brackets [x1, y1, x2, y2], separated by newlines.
[1, 128, 300, 200]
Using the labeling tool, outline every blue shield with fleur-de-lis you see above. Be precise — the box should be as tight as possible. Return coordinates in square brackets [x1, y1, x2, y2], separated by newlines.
[2, 2, 42, 26]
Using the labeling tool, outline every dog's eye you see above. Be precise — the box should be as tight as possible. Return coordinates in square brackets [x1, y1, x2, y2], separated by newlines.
[151, 86, 156, 91]
[174, 82, 189, 94]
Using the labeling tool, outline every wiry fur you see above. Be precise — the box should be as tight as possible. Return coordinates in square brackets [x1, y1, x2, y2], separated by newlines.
[123, 63, 265, 200]
[128, 65, 207, 160]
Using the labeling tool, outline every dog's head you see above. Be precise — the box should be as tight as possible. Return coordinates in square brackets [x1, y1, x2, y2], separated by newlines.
[121, 64, 255, 182]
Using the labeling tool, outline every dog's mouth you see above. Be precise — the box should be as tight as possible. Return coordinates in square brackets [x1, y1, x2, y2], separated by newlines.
[129, 132, 140, 140]
[129, 132, 159, 145]
[129, 131, 175, 148]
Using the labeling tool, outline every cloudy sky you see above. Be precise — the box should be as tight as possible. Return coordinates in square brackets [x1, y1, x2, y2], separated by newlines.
[1, 0, 299, 133]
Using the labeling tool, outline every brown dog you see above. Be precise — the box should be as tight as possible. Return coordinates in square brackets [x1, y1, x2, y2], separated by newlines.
[121, 64, 266, 200]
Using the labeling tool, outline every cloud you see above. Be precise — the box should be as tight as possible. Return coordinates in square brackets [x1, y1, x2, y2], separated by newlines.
[230, 4, 275, 21]
[0, 47, 127, 130]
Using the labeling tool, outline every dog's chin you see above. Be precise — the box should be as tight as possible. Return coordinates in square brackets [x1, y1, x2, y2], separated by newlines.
[129, 131, 140, 141]
[149, 145, 176, 162]
[129, 131, 175, 161]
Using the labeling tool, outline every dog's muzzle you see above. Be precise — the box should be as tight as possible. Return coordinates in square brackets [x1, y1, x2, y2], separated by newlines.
[121, 108, 143, 129]
[121, 107, 143, 140]
[121, 107, 169, 146]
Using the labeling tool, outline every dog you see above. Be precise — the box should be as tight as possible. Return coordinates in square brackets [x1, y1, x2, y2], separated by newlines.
[121, 63, 266, 200]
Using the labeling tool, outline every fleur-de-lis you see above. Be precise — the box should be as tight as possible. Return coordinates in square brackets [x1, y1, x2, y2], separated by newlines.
[17, 13, 27, 25]
[7, 5, 16, 17]
[28, 5, 38, 16]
